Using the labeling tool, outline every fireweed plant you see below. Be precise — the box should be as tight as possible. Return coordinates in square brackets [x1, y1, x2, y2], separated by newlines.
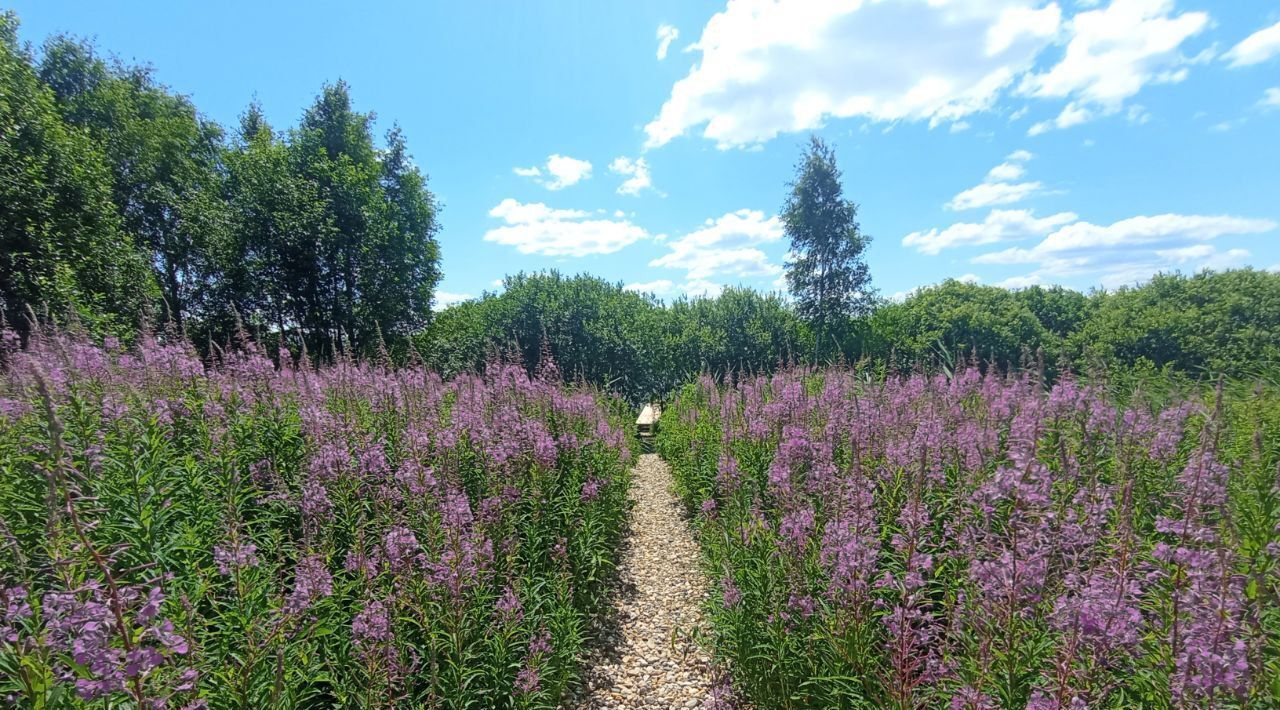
[0, 327, 633, 708]
[658, 367, 1280, 708]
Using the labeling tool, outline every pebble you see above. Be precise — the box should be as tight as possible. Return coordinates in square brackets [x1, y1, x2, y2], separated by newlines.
[563, 454, 718, 709]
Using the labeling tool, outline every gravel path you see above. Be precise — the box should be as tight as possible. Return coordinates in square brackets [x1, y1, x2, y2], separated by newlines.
[565, 453, 716, 709]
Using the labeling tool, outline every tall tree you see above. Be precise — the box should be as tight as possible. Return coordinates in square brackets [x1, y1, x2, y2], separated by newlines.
[288, 82, 440, 355]
[782, 136, 873, 361]
[212, 103, 328, 348]
[38, 35, 227, 329]
[374, 125, 441, 334]
[0, 13, 153, 336]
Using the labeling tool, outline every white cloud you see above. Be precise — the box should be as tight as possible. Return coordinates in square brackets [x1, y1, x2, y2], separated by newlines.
[1152, 244, 1247, 265]
[1126, 104, 1151, 125]
[946, 149, 1043, 210]
[629, 278, 726, 299]
[973, 213, 1276, 288]
[1035, 214, 1276, 254]
[435, 291, 475, 308]
[956, 273, 982, 283]
[489, 200, 587, 224]
[904, 208, 1078, 254]
[994, 273, 1047, 288]
[644, 0, 1062, 148]
[681, 279, 724, 298]
[657, 24, 680, 60]
[1028, 101, 1093, 135]
[1260, 87, 1280, 108]
[624, 279, 676, 295]
[986, 161, 1026, 181]
[948, 181, 1045, 210]
[610, 156, 655, 196]
[484, 198, 648, 257]
[1017, 0, 1208, 132]
[1223, 19, 1280, 68]
[650, 209, 783, 280]
[513, 154, 593, 190]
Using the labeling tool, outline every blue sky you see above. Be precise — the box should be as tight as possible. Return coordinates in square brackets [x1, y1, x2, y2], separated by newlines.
[9, 0, 1280, 304]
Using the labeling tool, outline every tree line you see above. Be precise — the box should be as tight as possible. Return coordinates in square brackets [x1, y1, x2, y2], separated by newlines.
[1, 12, 441, 355]
[417, 268, 1280, 402]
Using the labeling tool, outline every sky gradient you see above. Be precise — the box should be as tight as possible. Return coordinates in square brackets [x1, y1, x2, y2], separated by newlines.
[9, 0, 1280, 305]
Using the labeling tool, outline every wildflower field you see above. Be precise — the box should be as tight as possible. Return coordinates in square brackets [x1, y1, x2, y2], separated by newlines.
[0, 329, 633, 708]
[659, 368, 1280, 708]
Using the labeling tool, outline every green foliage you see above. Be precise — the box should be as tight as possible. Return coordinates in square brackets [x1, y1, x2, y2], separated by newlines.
[1, 15, 442, 357]
[783, 135, 874, 359]
[419, 275, 812, 402]
[420, 272, 669, 401]
[0, 12, 155, 337]
[283, 82, 442, 355]
[207, 103, 331, 349]
[1071, 269, 1280, 378]
[867, 279, 1055, 370]
[663, 286, 809, 379]
[38, 34, 227, 329]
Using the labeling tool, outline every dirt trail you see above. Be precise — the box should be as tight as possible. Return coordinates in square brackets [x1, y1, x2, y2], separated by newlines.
[565, 453, 716, 709]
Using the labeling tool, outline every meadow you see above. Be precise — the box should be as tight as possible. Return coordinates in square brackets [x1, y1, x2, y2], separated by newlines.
[4, 7, 1280, 707]
[658, 366, 1280, 708]
[0, 327, 633, 708]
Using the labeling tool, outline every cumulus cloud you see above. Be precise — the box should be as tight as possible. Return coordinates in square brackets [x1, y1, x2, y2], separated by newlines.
[609, 156, 655, 196]
[624, 279, 676, 295]
[484, 198, 647, 257]
[945, 149, 1042, 210]
[1028, 101, 1093, 135]
[1223, 19, 1280, 68]
[986, 161, 1026, 182]
[973, 213, 1276, 288]
[1035, 214, 1276, 253]
[435, 291, 475, 308]
[1261, 87, 1280, 108]
[644, 0, 1062, 148]
[1018, 0, 1208, 133]
[650, 209, 783, 281]
[657, 24, 679, 60]
[682, 279, 725, 298]
[993, 273, 1047, 288]
[904, 209, 1078, 255]
[949, 181, 1045, 210]
[644, 0, 1215, 148]
[513, 154, 593, 190]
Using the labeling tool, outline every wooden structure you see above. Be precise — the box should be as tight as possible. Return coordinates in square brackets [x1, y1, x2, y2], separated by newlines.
[636, 403, 661, 441]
